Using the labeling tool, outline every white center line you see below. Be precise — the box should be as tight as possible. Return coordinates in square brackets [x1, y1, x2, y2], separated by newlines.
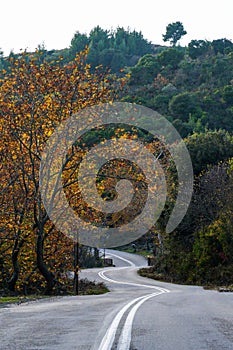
[117, 291, 164, 350]
[97, 252, 169, 350]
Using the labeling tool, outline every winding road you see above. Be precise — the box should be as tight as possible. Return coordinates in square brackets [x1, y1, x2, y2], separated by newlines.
[0, 250, 233, 349]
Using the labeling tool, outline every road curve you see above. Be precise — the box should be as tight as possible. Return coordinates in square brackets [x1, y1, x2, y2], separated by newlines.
[96, 251, 169, 350]
[0, 250, 233, 350]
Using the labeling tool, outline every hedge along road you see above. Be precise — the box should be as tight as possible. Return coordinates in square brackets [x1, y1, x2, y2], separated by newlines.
[0, 250, 233, 350]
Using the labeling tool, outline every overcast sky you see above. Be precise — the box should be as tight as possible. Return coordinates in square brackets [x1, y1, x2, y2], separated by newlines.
[0, 0, 232, 55]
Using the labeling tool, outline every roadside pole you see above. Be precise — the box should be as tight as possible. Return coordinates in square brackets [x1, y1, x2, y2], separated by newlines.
[74, 241, 79, 295]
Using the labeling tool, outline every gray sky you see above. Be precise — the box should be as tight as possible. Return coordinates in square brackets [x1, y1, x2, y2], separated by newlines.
[1, 0, 232, 55]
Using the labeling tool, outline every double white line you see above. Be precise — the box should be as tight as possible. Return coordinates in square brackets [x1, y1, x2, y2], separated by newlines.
[97, 254, 169, 350]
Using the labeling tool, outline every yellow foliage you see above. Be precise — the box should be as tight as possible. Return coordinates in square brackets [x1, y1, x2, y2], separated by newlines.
[0, 48, 117, 293]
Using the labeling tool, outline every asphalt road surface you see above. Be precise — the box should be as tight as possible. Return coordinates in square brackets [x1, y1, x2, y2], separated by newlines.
[0, 250, 233, 350]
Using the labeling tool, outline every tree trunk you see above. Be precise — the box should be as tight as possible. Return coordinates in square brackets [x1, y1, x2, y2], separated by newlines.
[8, 232, 27, 292]
[36, 230, 55, 294]
[8, 244, 20, 292]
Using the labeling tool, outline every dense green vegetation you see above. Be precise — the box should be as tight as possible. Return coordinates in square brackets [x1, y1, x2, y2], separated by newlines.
[69, 26, 153, 71]
[1, 23, 233, 293]
[0, 26, 153, 74]
[122, 29, 233, 286]
[117, 27, 232, 286]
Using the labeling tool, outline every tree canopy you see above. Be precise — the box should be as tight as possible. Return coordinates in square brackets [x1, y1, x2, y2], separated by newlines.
[163, 21, 187, 46]
[69, 26, 153, 72]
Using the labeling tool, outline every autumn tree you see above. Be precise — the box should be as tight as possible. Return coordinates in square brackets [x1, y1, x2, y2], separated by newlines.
[0, 49, 115, 293]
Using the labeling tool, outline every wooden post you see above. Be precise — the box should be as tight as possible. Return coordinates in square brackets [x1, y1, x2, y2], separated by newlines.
[74, 241, 79, 295]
